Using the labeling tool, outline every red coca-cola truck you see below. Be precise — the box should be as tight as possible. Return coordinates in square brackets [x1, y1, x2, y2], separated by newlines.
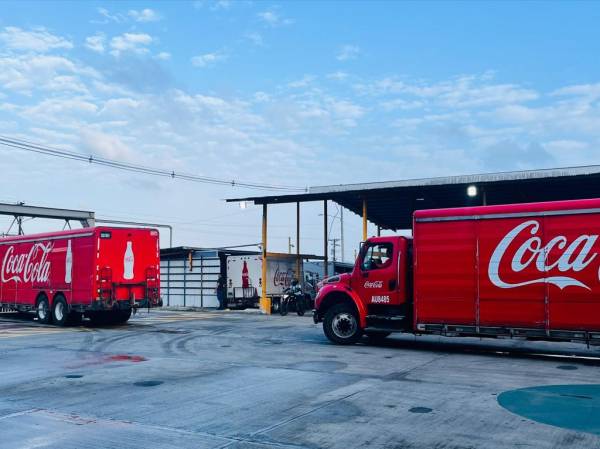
[314, 198, 600, 345]
[0, 227, 161, 326]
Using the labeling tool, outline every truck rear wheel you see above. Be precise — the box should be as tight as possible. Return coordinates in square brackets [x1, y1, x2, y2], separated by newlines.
[113, 309, 132, 324]
[36, 295, 51, 325]
[323, 303, 362, 345]
[52, 295, 69, 327]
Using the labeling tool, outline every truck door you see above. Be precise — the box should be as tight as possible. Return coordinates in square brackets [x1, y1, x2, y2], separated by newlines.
[354, 239, 402, 307]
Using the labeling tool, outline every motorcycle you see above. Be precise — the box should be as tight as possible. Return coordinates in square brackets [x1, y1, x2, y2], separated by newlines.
[279, 284, 305, 316]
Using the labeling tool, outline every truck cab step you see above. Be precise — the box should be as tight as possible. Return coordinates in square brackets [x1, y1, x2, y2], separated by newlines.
[366, 315, 405, 321]
[364, 327, 404, 334]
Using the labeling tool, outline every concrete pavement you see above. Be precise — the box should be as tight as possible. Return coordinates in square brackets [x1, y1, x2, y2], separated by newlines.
[1, 309, 600, 448]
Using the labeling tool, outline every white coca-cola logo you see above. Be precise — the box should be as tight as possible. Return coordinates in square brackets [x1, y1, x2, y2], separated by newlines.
[1, 242, 53, 284]
[489, 220, 597, 290]
[364, 280, 383, 288]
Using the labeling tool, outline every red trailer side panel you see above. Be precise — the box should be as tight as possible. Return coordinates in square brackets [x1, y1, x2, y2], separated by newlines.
[414, 220, 477, 325]
[0, 229, 96, 308]
[414, 198, 600, 333]
[477, 217, 546, 328]
[544, 213, 600, 331]
[0, 227, 160, 312]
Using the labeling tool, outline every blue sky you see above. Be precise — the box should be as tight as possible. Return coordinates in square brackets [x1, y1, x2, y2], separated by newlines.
[1, 1, 600, 255]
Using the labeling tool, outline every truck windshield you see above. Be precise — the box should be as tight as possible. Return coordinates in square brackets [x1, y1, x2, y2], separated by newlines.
[361, 243, 393, 271]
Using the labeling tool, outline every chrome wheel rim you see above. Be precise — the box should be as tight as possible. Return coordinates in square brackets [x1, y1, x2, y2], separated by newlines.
[38, 301, 47, 320]
[55, 301, 64, 321]
[332, 312, 357, 339]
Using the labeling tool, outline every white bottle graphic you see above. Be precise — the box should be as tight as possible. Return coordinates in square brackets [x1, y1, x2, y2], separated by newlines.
[124, 241, 134, 280]
[65, 240, 72, 284]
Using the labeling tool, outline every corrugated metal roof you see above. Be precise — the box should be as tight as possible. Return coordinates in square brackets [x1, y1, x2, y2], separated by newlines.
[226, 165, 600, 230]
[309, 165, 600, 195]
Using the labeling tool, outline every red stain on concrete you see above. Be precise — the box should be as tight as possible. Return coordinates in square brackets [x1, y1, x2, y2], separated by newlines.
[107, 355, 147, 363]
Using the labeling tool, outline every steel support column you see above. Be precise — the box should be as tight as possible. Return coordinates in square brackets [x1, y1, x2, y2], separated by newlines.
[323, 200, 328, 278]
[362, 199, 368, 241]
[296, 202, 301, 283]
[261, 204, 270, 314]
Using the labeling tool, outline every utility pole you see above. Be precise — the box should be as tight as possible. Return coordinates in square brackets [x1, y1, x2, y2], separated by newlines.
[288, 236, 294, 254]
[329, 238, 340, 262]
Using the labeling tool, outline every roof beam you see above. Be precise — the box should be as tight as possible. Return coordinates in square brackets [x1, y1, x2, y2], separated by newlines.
[0, 203, 95, 228]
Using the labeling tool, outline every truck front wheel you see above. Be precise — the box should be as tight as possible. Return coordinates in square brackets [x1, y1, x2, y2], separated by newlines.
[323, 303, 362, 345]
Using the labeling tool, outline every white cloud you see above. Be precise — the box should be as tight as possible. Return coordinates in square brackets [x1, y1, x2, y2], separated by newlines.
[95, 7, 126, 24]
[110, 33, 153, 56]
[552, 83, 600, 101]
[155, 52, 171, 61]
[380, 98, 424, 111]
[288, 75, 316, 89]
[258, 10, 293, 27]
[211, 0, 231, 10]
[245, 32, 263, 46]
[253, 92, 271, 103]
[80, 128, 137, 161]
[327, 71, 349, 81]
[336, 45, 360, 61]
[85, 34, 105, 53]
[360, 74, 538, 109]
[23, 98, 99, 125]
[191, 51, 227, 67]
[128, 8, 162, 22]
[0, 26, 73, 52]
[0, 54, 99, 94]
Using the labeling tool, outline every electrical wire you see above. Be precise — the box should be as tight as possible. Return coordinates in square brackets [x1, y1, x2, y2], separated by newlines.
[0, 135, 307, 193]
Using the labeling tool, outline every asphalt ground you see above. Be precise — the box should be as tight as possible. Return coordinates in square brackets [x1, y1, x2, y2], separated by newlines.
[2, 309, 600, 449]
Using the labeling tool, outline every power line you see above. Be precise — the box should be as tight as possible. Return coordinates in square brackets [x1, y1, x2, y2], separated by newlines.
[0, 135, 307, 193]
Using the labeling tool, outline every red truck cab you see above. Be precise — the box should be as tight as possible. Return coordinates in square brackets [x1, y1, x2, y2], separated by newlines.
[313, 236, 412, 344]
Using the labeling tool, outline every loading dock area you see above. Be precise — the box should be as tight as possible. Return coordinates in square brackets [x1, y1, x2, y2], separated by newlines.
[228, 165, 600, 314]
[2, 309, 600, 449]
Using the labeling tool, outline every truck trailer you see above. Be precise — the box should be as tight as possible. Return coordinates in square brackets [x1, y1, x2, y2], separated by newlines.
[314, 198, 600, 345]
[0, 227, 161, 326]
[227, 254, 301, 310]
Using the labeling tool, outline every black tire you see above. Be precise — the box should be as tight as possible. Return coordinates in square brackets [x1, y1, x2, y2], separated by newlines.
[113, 308, 132, 324]
[52, 295, 69, 327]
[296, 297, 305, 316]
[323, 303, 362, 345]
[88, 312, 110, 326]
[271, 299, 280, 313]
[68, 312, 83, 326]
[36, 295, 51, 324]
[279, 298, 288, 316]
[365, 331, 391, 342]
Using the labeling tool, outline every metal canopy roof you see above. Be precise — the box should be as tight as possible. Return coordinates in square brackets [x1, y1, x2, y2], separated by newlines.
[227, 165, 600, 230]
